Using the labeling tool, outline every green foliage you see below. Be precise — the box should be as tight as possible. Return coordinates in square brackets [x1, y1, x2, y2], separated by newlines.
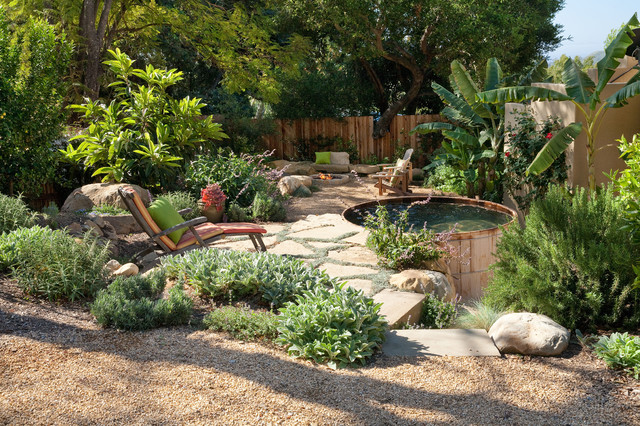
[0, 194, 35, 234]
[419, 294, 459, 329]
[592, 332, 640, 379]
[0, 227, 110, 301]
[227, 201, 251, 222]
[63, 49, 227, 190]
[251, 192, 287, 222]
[161, 248, 339, 309]
[91, 270, 193, 331]
[547, 55, 595, 84]
[90, 205, 129, 216]
[455, 300, 506, 331]
[204, 305, 279, 341]
[0, 9, 72, 196]
[276, 285, 387, 369]
[424, 163, 467, 195]
[503, 110, 568, 211]
[157, 191, 200, 221]
[484, 185, 640, 330]
[364, 203, 454, 270]
[185, 149, 282, 210]
[287, 135, 357, 163]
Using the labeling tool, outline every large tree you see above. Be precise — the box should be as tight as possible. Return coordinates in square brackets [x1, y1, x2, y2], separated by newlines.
[4, 0, 307, 101]
[280, 0, 563, 138]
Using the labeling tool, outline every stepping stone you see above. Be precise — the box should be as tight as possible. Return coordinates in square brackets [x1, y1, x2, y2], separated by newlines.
[269, 240, 314, 256]
[343, 279, 373, 296]
[328, 246, 378, 265]
[307, 241, 345, 249]
[289, 214, 344, 232]
[382, 329, 501, 357]
[373, 289, 425, 327]
[287, 224, 359, 240]
[343, 230, 369, 245]
[261, 223, 287, 235]
[318, 263, 379, 278]
[210, 236, 277, 252]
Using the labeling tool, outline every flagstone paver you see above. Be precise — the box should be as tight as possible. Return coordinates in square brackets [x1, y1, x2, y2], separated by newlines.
[342, 230, 369, 245]
[343, 279, 374, 296]
[373, 289, 425, 327]
[306, 241, 346, 249]
[269, 240, 314, 256]
[383, 329, 501, 357]
[317, 263, 379, 278]
[328, 246, 378, 265]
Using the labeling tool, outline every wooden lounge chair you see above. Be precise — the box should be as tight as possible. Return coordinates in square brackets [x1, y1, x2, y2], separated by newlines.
[118, 187, 267, 262]
[376, 148, 414, 182]
[372, 149, 414, 196]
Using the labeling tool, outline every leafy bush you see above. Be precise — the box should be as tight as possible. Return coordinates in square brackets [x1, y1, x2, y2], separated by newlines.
[0, 227, 110, 301]
[90, 205, 129, 216]
[252, 192, 286, 222]
[424, 164, 467, 195]
[91, 270, 193, 331]
[364, 202, 455, 270]
[227, 201, 251, 222]
[276, 285, 387, 369]
[419, 294, 459, 329]
[185, 149, 284, 214]
[161, 248, 338, 308]
[204, 305, 279, 341]
[592, 332, 640, 379]
[63, 49, 227, 190]
[484, 185, 640, 330]
[157, 191, 200, 220]
[455, 300, 506, 331]
[0, 194, 35, 234]
[503, 110, 568, 211]
[0, 9, 72, 196]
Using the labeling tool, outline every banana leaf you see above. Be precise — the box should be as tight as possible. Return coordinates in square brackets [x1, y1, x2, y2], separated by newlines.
[562, 58, 595, 104]
[410, 121, 456, 134]
[606, 80, 640, 108]
[476, 86, 572, 104]
[432, 82, 486, 126]
[451, 60, 494, 119]
[484, 58, 503, 92]
[527, 123, 583, 175]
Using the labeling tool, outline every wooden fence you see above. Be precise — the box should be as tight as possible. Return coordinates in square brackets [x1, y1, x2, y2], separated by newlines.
[262, 114, 441, 161]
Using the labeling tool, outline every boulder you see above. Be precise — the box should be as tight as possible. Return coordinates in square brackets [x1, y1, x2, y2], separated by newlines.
[389, 269, 456, 302]
[61, 183, 149, 212]
[113, 262, 139, 277]
[268, 159, 291, 170]
[290, 175, 313, 187]
[84, 220, 104, 237]
[286, 162, 316, 175]
[65, 222, 83, 236]
[101, 222, 119, 240]
[411, 168, 424, 180]
[100, 215, 142, 234]
[105, 259, 122, 273]
[278, 176, 302, 196]
[489, 312, 570, 356]
[330, 151, 350, 165]
[292, 185, 312, 198]
[350, 164, 381, 175]
[315, 163, 350, 173]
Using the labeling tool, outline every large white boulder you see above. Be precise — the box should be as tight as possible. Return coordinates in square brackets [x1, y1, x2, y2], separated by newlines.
[278, 176, 302, 196]
[489, 312, 570, 356]
[61, 183, 149, 212]
[389, 269, 456, 302]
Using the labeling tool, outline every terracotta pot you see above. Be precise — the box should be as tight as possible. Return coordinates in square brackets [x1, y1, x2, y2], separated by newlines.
[199, 201, 225, 223]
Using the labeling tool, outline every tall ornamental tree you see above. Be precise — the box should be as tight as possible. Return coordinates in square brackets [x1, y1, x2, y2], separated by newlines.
[279, 0, 563, 138]
[477, 14, 640, 192]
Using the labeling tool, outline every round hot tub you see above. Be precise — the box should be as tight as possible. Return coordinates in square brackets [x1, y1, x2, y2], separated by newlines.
[342, 196, 517, 300]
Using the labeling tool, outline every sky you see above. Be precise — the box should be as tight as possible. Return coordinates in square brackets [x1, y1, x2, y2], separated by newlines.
[548, 0, 640, 60]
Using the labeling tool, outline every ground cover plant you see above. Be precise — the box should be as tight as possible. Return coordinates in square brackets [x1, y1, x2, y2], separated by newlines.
[419, 294, 459, 329]
[424, 163, 467, 195]
[363, 201, 455, 270]
[592, 332, 640, 379]
[455, 300, 506, 331]
[276, 285, 387, 369]
[204, 305, 279, 341]
[91, 270, 192, 331]
[0, 226, 110, 301]
[484, 185, 640, 330]
[0, 194, 35, 234]
[161, 248, 340, 308]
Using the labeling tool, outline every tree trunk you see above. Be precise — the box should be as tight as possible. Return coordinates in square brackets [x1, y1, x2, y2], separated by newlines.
[372, 68, 424, 139]
[359, 58, 389, 114]
[78, 0, 114, 99]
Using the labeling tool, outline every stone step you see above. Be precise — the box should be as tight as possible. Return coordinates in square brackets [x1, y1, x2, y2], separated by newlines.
[382, 329, 500, 357]
[372, 289, 425, 327]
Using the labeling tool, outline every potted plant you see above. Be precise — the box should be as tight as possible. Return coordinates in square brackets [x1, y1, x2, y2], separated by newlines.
[199, 183, 227, 223]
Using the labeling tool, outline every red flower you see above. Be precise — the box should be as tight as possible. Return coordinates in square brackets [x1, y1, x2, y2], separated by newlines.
[505, 152, 510, 157]
[546, 132, 553, 139]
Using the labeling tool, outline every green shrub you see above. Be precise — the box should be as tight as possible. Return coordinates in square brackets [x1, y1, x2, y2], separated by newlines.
[185, 149, 284, 212]
[363, 202, 455, 270]
[204, 305, 279, 341]
[455, 300, 506, 331]
[484, 185, 640, 330]
[419, 294, 459, 329]
[161, 248, 338, 308]
[157, 191, 200, 220]
[0, 194, 35, 234]
[63, 49, 226, 190]
[227, 201, 251, 222]
[91, 270, 193, 331]
[252, 191, 286, 221]
[276, 285, 387, 369]
[90, 205, 129, 216]
[1, 227, 110, 301]
[424, 164, 467, 195]
[503, 111, 568, 211]
[592, 332, 640, 379]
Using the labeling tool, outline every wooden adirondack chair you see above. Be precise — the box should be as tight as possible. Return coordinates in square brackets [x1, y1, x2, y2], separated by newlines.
[372, 149, 414, 196]
[118, 187, 267, 262]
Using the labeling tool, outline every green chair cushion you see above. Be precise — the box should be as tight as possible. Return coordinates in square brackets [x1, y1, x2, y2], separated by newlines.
[147, 198, 187, 244]
[315, 151, 331, 164]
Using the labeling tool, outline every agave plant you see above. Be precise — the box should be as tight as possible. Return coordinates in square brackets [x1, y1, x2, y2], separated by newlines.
[411, 58, 507, 198]
[477, 14, 640, 192]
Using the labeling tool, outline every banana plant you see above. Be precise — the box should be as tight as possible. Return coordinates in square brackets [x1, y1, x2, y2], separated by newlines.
[411, 58, 506, 198]
[476, 14, 640, 192]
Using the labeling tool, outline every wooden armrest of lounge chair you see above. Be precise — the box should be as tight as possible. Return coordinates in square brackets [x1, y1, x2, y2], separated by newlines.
[178, 208, 193, 216]
[155, 216, 208, 238]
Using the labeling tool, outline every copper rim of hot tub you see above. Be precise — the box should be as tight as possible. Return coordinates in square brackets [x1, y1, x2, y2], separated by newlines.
[342, 196, 518, 301]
